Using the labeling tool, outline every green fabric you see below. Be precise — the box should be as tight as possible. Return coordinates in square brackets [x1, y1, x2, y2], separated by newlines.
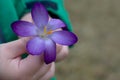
[0, 0, 73, 42]
[50, 76, 57, 80]
[0, 0, 18, 42]
[47, 0, 73, 32]
[0, 0, 73, 80]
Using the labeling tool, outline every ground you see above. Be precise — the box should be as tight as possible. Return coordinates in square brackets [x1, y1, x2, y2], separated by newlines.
[56, 0, 120, 80]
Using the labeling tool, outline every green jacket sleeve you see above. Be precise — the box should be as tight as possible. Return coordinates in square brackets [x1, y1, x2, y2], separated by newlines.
[0, 0, 73, 42]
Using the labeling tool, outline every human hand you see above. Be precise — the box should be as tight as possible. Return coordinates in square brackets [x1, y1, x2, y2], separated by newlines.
[0, 13, 69, 80]
[0, 38, 68, 80]
[0, 38, 55, 80]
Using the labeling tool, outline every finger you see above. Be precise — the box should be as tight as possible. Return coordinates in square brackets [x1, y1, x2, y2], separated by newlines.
[21, 13, 33, 23]
[32, 63, 53, 80]
[0, 38, 29, 59]
[56, 44, 62, 53]
[56, 46, 69, 62]
[39, 62, 55, 80]
[18, 54, 44, 76]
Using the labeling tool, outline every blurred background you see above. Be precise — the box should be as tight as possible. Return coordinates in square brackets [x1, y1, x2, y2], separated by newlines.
[56, 0, 120, 80]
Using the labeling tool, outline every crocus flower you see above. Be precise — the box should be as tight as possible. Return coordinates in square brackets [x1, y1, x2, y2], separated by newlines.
[11, 3, 78, 64]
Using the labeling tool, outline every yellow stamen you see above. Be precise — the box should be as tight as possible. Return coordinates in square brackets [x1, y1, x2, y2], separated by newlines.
[44, 27, 53, 35]
[44, 27, 47, 33]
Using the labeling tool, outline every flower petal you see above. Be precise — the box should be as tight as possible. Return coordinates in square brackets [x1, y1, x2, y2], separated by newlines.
[32, 3, 49, 29]
[51, 31, 78, 45]
[11, 21, 37, 37]
[44, 39, 56, 64]
[47, 19, 66, 31]
[27, 37, 45, 55]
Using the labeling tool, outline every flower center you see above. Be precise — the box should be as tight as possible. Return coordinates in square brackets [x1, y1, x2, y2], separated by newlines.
[44, 27, 53, 34]
[39, 27, 53, 38]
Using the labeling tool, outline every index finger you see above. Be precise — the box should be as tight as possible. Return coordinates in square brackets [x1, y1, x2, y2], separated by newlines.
[0, 38, 29, 59]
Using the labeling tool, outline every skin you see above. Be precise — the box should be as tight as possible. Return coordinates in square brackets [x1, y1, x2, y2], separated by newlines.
[0, 13, 69, 80]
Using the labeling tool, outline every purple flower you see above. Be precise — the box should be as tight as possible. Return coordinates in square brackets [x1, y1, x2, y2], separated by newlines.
[11, 3, 78, 64]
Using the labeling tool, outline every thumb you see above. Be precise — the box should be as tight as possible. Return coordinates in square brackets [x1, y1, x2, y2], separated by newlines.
[0, 38, 29, 59]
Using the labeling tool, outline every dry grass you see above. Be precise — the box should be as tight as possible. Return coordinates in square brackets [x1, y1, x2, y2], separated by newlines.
[56, 0, 120, 80]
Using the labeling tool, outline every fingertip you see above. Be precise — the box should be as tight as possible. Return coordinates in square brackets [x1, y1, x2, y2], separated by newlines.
[56, 46, 69, 62]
